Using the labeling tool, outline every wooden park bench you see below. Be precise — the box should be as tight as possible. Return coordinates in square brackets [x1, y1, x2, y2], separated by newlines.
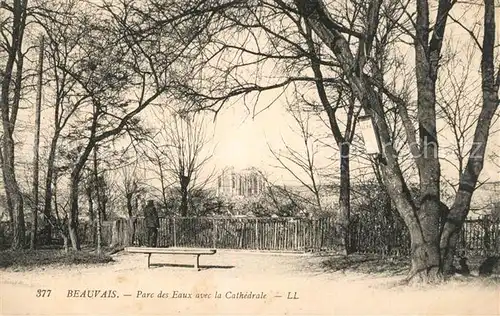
[125, 247, 217, 270]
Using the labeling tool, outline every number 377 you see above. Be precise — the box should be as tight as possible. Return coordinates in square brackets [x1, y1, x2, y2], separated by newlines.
[36, 289, 52, 298]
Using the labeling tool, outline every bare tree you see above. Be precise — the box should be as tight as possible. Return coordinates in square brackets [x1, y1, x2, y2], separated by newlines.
[268, 105, 327, 213]
[439, 0, 500, 274]
[34, 0, 92, 244]
[0, 0, 29, 249]
[291, 0, 499, 281]
[30, 35, 43, 249]
[145, 108, 214, 217]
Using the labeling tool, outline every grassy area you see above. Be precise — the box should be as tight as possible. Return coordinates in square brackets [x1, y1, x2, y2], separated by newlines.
[0, 249, 114, 270]
[321, 253, 500, 286]
[321, 253, 410, 276]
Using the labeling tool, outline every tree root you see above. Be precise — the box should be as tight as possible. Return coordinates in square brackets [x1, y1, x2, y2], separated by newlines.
[404, 265, 443, 285]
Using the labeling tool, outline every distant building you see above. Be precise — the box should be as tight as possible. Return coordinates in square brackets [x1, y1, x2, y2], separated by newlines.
[216, 167, 266, 198]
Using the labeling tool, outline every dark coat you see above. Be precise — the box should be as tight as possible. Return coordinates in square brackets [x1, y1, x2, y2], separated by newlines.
[144, 204, 159, 228]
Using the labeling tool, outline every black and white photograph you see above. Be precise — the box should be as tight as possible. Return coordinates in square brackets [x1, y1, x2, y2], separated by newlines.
[0, 0, 499, 315]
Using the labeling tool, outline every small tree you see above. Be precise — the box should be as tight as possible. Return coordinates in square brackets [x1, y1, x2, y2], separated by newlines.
[268, 105, 327, 214]
[145, 108, 214, 216]
[36, 0, 93, 244]
[120, 162, 147, 245]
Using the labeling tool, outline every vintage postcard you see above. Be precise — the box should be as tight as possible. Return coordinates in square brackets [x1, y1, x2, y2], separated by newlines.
[1, 0, 499, 315]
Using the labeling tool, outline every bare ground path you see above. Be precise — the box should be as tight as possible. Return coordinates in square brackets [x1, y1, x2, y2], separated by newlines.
[1, 250, 499, 315]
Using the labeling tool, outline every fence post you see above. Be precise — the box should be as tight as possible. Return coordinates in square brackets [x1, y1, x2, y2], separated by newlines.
[173, 217, 177, 247]
[294, 220, 298, 250]
[212, 218, 217, 249]
[255, 218, 259, 250]
[313, 219, 317, 250]
[273, 221, 278, 249]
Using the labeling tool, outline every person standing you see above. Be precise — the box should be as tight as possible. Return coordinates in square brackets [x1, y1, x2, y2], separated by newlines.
[144, 200, 159, 247]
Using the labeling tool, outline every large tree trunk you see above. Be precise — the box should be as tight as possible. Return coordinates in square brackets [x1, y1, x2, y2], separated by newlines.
[380, 159, 442, 281]
[412, 0, 445, 280]
[2, 121, 25, 250]
[1, 0, 28, 250]
[67, 144, 94, 250]
[408, 230, 441, 281]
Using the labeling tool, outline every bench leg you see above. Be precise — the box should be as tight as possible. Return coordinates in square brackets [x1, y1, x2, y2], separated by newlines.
[194, 254, 200, 271]
[147, 253, 151, 269]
